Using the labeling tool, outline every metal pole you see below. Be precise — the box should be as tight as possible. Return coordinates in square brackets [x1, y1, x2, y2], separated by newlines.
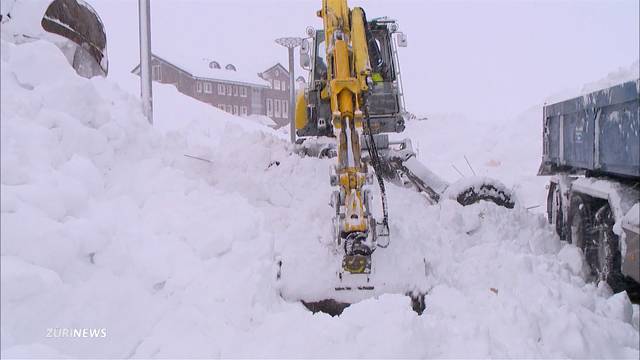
[275, 37, 302, 143]
[288, 47, 295, 144]
[138, 0, 153, 124]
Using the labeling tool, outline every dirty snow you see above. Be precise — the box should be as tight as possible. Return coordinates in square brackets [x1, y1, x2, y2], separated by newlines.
[1, 29, 639, 360]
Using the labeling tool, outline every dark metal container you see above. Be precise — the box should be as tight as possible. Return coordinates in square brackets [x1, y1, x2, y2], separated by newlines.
[539, 79, 639, 179]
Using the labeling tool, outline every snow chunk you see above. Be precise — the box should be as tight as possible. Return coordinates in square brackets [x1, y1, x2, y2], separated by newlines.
[558, 244, 586, 277]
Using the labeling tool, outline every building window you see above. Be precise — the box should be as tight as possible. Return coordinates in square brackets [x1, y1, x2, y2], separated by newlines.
[274, 80, 281, 90]
[233, 86, 238, 96]
[196, 81, 203, 93]
[275, 99, 281, 118]
[218, 84, 225, 95]
[204, 82, 213, 94]
[218, 104, 225, 110]
[281, 80, 287, 91]
[266, 98, 273, 117]
[282, 100, 288, 118]
[233, 105, 238, 115]
[241, 106, 248, 116]
[226, 104, 233, 113]
[240, 87, 247, 97]
[226, 85, 232, 96]
[152, 64, 161, 81]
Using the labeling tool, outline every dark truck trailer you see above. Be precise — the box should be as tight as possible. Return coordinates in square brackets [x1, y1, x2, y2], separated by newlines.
[539, 79, 639, 296]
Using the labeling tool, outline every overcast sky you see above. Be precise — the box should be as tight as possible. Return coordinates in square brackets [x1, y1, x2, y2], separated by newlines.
[91, 0, 639, 122]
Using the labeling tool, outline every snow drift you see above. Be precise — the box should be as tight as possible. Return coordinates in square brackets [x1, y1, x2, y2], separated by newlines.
[1, 36, 639, 358]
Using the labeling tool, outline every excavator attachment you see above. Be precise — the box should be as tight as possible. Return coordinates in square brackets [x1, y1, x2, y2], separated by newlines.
[301, 299, 351, 317]
[342, 254, 372, 275]
[1, 0, 108, 78]
[276, 256, 428, 317]
[41, 0, 108, 77]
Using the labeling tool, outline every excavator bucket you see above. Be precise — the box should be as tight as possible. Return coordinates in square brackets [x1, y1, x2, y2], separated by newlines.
[275, 255, 429, 317]
[41, 0, 108, 77]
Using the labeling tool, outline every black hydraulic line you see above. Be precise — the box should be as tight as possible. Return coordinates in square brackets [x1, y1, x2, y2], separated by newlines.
[362, 100, 390, 248]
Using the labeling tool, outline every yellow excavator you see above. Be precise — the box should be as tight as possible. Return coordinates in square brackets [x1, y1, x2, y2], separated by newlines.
[295, 0, 420, 277]
[279, 0, 515, 316]
[297, 0, 390, 278]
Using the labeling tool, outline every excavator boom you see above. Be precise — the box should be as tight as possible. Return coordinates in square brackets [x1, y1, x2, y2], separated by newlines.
[318, 0, 381, 275]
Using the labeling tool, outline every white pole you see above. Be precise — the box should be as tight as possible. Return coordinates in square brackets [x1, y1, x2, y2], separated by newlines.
[138, 0, 153, 124]
[288, 47, 295, 144]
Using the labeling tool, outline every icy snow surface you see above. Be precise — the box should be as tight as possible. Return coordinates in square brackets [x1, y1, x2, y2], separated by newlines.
[1, 38, 639, 358]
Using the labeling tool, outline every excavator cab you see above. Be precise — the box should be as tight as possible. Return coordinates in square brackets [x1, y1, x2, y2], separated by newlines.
[296, 17, 407, 138]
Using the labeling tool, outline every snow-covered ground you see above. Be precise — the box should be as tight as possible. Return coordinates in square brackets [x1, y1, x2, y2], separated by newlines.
[2, 17, 640, 360]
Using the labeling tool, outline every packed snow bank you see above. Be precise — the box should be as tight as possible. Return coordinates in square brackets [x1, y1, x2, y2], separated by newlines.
[543, 60, 640, 105]
[0, 38, 289, 357]
[1, 37, 639, 358]
[580, 60, 639, 96]
[402, 60, 639, 213]
[398, 107, 548, 211]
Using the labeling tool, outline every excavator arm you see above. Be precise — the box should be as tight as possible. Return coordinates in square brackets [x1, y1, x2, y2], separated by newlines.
[318, 0, 385, 275]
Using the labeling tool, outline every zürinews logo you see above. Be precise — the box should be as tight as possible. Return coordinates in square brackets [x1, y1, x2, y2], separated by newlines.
[46, 328, 107, 338]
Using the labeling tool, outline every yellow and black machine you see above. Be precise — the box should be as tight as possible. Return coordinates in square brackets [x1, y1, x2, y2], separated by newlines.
[295, 0, 408, 278]
[281, 0, 515, 316]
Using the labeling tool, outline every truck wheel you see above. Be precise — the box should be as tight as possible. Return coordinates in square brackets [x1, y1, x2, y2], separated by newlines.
[592, 204, 626, 292]
[567, 194, 593, 250]
[547, 183, 565, 240]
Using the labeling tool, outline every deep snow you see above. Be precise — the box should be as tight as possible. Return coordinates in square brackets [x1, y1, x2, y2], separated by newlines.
[1, 33, 640, 359]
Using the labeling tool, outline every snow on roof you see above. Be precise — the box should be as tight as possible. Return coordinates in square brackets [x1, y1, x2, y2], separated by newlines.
[151, 52, 271, 88]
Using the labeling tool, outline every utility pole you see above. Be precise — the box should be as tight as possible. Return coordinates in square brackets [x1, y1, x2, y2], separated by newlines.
[138, 0, 153, 124]
[275, 37, 303, 144]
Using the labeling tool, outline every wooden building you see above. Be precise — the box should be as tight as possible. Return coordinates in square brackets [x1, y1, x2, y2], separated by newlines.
[132, 54, 291, 127]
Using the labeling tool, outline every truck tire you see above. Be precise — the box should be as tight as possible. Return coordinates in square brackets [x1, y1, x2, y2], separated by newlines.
[567, 194, 593, 250]
[592, 204, 639, 296]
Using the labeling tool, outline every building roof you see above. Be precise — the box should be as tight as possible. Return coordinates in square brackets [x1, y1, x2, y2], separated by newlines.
[132, 53, 271, 88]
[259, 63, 289, 78]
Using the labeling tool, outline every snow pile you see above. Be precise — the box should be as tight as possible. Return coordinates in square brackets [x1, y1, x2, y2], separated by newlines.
[542, 60, 640, 105]
[580, 60, 639, 95]
[402, 59, 639, 212]
[247, 114, 278, 128]
[399, 107, 547, 210]
[0, 37, 289, 358]
[1, 37, 639, 358]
